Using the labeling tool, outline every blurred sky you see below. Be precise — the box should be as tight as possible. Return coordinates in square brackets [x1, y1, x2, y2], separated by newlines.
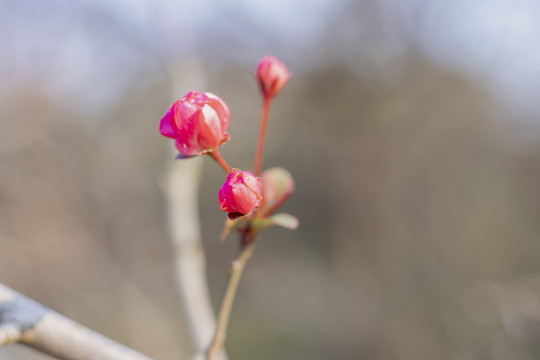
[2, 0, 540, 122]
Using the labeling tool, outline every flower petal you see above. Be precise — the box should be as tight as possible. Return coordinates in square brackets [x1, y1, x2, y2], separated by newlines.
[159, 108, 176, 138]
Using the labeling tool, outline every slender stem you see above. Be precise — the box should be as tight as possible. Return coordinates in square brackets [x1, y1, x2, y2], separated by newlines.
[206, 241, 256, 360]
[208, 150, 231, 173]
[253, 97, 272, 177]
[260, 192, 292, 218]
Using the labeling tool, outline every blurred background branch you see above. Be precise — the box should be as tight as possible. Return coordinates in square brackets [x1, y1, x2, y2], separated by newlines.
[0, 283, 153, 360]
[163, 158, 226, 360]
[151, 2, 227, 358]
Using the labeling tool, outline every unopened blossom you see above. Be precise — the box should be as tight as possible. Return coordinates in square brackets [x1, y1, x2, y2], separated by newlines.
[219, 170, 262, 217]
[159, 91, 230, 157]
[261, 167, 295, 213]
[256, 55, 290, 99]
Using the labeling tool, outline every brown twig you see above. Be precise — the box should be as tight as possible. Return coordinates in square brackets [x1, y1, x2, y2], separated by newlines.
[206, 242, 256, 360]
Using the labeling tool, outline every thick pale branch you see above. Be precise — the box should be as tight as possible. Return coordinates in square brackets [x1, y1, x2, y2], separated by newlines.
[0, 283, 153, 360]
[0, 325, 23, 347]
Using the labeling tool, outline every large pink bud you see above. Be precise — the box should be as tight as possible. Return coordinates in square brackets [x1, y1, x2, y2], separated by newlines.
[256, 55, 290, 99]
[159, 91, 231, 157]
[218, 170, 263, 218]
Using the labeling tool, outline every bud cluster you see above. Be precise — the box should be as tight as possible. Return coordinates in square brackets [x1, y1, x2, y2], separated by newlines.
[159, 56, 296, 243]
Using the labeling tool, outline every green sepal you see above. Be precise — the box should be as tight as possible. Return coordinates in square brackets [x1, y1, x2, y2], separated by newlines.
[270, 213, 299, 230]
[250, 213, 299, 233]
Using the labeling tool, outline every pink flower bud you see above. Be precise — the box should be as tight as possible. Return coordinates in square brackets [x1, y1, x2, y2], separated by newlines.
[261, 167, 295, 214]
[256, 55, 290, 99]
[218, 170, 263, 218]
[159, 91, 231, 157]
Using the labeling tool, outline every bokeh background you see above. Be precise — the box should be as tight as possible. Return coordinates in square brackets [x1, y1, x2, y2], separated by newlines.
[2, 0, 540, 359]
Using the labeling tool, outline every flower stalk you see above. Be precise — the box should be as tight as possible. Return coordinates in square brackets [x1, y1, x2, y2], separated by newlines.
[253, 97, 272, 177]
[206, 241, 256, 360]
[208, 151, 231, 173]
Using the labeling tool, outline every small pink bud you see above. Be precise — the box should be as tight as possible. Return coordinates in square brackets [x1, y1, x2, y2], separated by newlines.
[261, 167, 295, 212]
[159, 91, 231, 157]
[218, 170, 263, 218]
[256, 55, 290, 99]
